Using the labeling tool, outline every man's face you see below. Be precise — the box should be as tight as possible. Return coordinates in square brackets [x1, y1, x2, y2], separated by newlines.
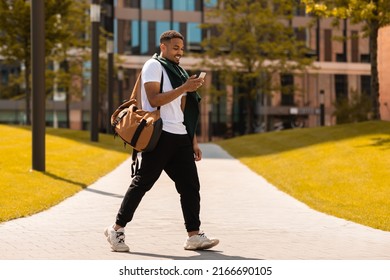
[161, 38, 184, 64]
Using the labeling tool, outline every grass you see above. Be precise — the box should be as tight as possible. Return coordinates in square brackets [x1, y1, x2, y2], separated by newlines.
[0, 125, 131, 222]
[217, 121, 390, 232]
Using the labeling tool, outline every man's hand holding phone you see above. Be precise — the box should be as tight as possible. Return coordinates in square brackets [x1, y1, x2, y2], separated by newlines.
[184, 72, 206, 92]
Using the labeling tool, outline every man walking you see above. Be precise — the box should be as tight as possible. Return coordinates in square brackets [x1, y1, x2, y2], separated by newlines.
[104, 30, 219, 252]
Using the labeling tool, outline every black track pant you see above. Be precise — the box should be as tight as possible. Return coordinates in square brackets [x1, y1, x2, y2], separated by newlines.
[115, 131, 201, 232]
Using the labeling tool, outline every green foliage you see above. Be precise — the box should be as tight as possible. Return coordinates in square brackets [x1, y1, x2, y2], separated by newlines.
[0, 0, 81, 64]
[201, 0, 314, 133]
[48, 0, 90, 100]
[0, 64, 24, 99]
[0, 0, 31, 64]
[302, 0, 390, 34]
[0, 83, 21, 99]
[203, 0, 313, 89]
[302, 0, 390, 120]
[0, 0, 90, 123]
[333, 90, 372, 124]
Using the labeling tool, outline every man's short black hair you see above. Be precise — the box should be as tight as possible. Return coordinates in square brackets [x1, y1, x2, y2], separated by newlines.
[160, 30, 184, 44]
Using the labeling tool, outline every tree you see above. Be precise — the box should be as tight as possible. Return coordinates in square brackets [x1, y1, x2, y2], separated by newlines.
[0, 0, 86, 125]
[48, 0, 90, 128]
[0, 0, 31, 123]
[201, 0, 314, 136]
[302, 0, 390, 120]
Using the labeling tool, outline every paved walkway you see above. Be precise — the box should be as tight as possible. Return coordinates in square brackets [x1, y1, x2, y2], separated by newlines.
[1, 144, 390, 260]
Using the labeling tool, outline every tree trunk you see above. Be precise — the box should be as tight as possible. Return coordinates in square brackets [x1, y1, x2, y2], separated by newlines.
[245, 98, 255, 134]
[245, 77, 256, 134]
[225, 84, 234, 138]
[64, 60, 70, 128]
[24, 64, 31, 125]
[370, 17, 380, 120]
[65, 88, 70, 128]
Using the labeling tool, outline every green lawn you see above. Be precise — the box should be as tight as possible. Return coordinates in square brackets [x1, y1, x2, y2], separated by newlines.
[1, 122, 389, 232]
[0, 125, 131, 222]
[217, 121, 390, 231]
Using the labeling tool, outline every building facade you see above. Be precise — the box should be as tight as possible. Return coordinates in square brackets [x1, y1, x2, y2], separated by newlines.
[1, 0, 387, 141]
[378, 25, 390, 121]
[114, 0, 374, 140]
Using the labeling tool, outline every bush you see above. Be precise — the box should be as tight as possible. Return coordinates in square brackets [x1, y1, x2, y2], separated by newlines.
[333, 90, 372, 124]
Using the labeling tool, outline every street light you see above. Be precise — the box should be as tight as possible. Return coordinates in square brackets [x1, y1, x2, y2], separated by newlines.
[104, 0, 114, 134]
[107, 38, 114, 134]
[90, 2, 100, 142]
[117, 66, 124, 105]
[31, 0, 45, 171]
[319, 90, 325, 126]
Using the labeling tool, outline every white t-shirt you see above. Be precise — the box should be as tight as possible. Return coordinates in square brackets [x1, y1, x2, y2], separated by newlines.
[141, 59, 187, 135]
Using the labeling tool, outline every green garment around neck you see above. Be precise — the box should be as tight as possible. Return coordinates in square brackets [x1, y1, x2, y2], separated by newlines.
[152, 53, 201, 141]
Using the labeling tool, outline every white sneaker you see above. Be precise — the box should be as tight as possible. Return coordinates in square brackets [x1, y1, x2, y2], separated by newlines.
[184, 232, 219, 250]
[104, 226, 130, 252]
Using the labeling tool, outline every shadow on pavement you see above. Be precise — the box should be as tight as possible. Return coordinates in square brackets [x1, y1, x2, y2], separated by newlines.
[199, 144, 234, 160]
[85, 188, 124, 198]
[127, 251, 263, 260]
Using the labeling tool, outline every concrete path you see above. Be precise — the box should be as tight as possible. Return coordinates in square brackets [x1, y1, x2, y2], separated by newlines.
[1, 144, 390, 260]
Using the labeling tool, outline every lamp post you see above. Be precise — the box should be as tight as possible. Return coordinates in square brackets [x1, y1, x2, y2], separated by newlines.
[104, 0, 114, 134]
[90, 1, 100, 142]
[319, 90, 325, 126]
[107, 38, 114, 134]
[31, 0, 45, 171]
[117, 66, 124, 105]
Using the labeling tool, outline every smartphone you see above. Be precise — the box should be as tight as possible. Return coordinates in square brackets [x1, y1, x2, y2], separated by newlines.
[198, 72, 206, 79]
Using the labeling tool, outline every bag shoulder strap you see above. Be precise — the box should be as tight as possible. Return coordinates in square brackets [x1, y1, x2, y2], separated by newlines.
[128, 70, 164, 107]
[129, 72, 142, 101]
[157, 72, 163, 110]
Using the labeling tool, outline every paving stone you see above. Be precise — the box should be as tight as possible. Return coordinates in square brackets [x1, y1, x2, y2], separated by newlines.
[1, 144, 389, 260]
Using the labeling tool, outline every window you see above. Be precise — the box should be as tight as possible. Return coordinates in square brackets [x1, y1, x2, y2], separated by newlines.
[124, 0, 140, 8]
[361, 75, 371, 96]
[119, 20, 140, 54]
[173, 22, 180, 32]
[124, 20, 202, 55]
[156, 21, 171, 47]
[155, 22, 181, 49]
[294, 27, 306, 42]
[280, 74, 294, 106]
[132, 20, 140, 50]
[324, 29, 332, 61]
[293, 0, 306, 16]
[187, 22, 202, 51]
[360, 54, 370, 63]
[336, 53, 347, 62]
[141, 21, 149, 54]
[173, 0, 195, 11]
[141, 0, 164, 10]
[204, 0, 218, 8]
[351, 31, 359, 62]
[335, 75, 348, 100]
[1, 69, 8, 85]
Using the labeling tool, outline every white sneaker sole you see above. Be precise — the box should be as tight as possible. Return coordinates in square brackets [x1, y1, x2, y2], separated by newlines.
[184, 239, 219, 250]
